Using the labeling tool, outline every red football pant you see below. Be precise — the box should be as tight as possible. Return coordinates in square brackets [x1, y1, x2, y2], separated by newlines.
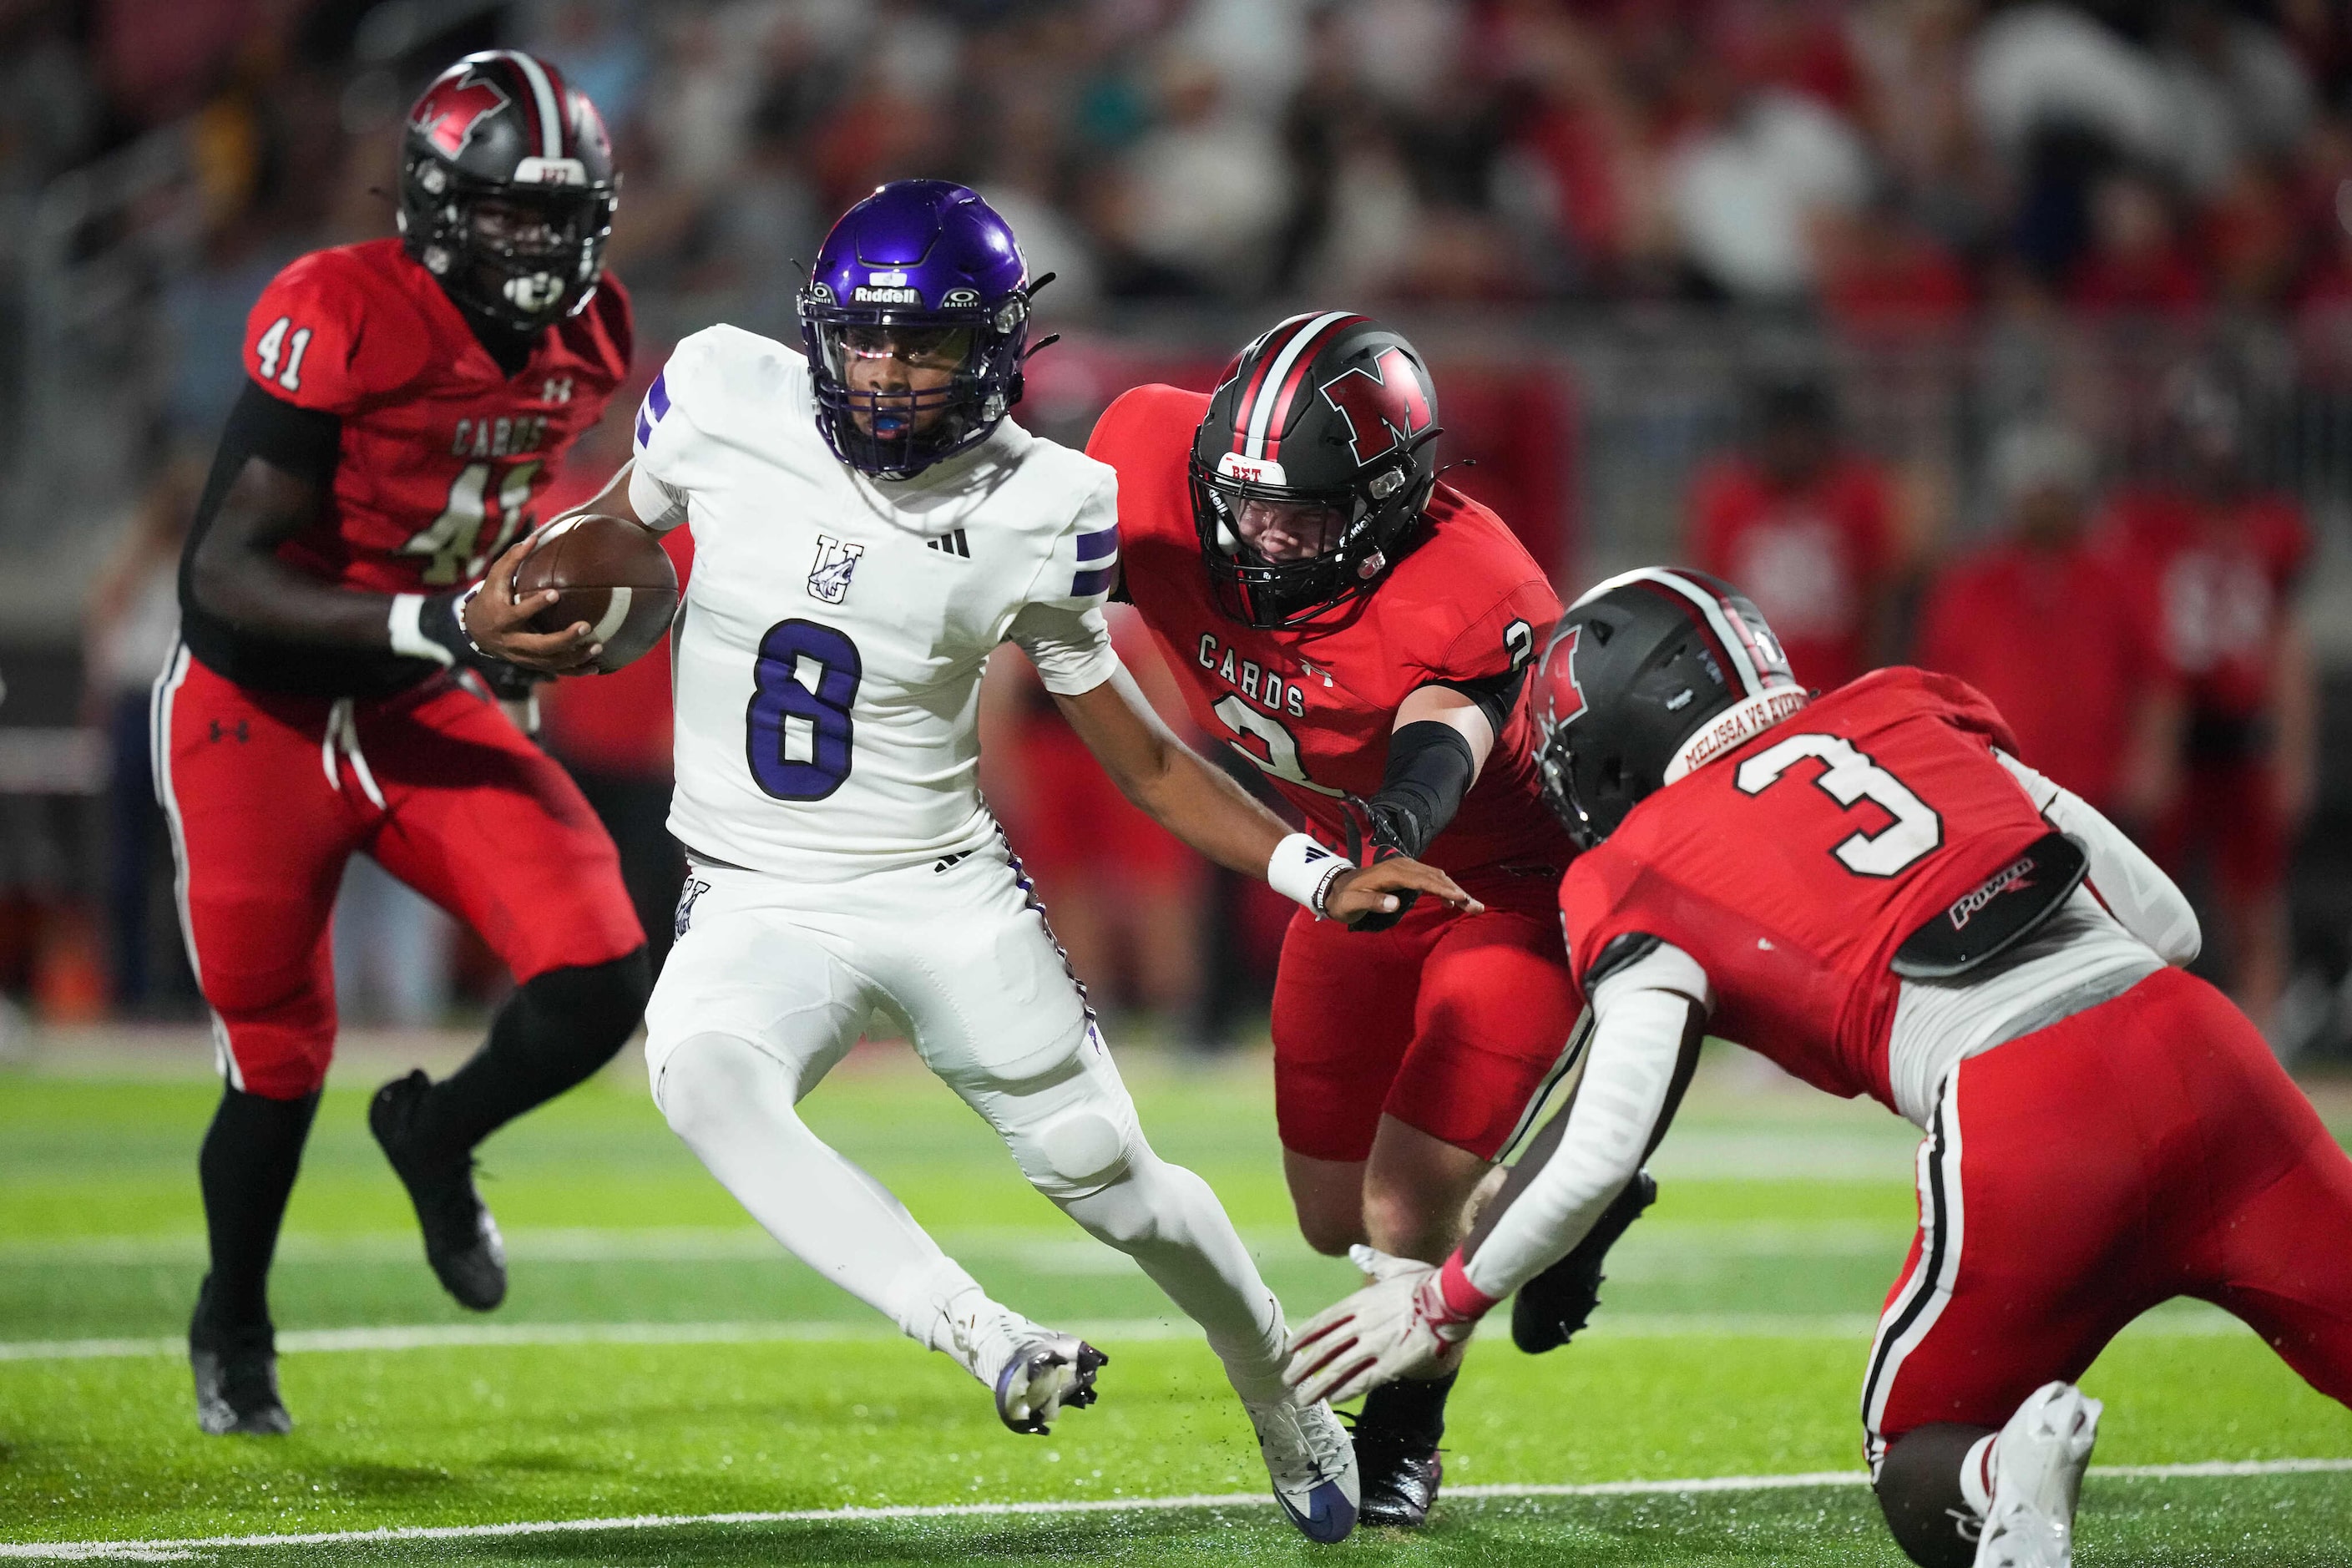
[154, 648, 645, 1099]
[1271, 866, 1581, 1162]
[1863, 966, 2352, 1468]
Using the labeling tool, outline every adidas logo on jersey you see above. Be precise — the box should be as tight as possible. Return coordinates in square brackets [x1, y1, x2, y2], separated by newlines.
[807, 535, 865, 604]
[925, 529, 972, 559]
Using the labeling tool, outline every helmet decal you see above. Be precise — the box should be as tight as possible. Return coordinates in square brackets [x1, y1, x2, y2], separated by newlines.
[504, 49, 569, 159]
[1233, 311, 1366, 460]
[1542, 624, 1588, 728]
[1574, 567, 1791, 698]
[411, 69, 510, 159]
[1319, 346, 1435, 467]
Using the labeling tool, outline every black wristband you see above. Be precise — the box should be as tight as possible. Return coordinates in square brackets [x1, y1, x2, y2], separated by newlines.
[1366, 720, 1478, 859]
[394, 587, 488, 670]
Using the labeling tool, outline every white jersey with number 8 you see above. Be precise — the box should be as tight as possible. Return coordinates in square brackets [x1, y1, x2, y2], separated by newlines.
[629, 324, 1121, 879]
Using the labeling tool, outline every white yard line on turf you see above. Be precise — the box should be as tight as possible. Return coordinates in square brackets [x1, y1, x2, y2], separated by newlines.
[0, 1303, 2260, 1363]
[3, 1459, 2347, 1560]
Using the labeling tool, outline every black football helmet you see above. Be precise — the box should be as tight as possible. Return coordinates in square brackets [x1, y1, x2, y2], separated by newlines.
[397, 50, 618, 333]
[1531, 568, 1808, 848]
[1191, 313, 1443, 628]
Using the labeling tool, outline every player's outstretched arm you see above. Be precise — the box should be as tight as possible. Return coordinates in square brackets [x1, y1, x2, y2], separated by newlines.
[1284, 942, 1707, 1405]
[1051, 669, 1485, 924]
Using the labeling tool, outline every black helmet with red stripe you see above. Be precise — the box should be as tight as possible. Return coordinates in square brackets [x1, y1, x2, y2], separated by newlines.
[1531, 568, 1808, 848]
[1190, 312, 1442, 628]
[398, 50, 618, 333]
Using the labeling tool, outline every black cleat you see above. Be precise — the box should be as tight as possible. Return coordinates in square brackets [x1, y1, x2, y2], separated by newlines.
[1512, 1167, 1657, 1354]
[369, 1070, 507, 1311]
[193, 1345, 293, 1435]
[190, 1289, 291, 1436]
[1347, 1411, 1442, 1528]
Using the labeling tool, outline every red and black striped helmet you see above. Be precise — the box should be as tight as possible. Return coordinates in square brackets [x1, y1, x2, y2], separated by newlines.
[1189, 312, 1442, 628]
[397, 50, 618, 332]
[1531, 568, 1807, 847]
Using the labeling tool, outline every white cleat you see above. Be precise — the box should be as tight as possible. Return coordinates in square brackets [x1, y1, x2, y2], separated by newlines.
[1246, 1392, 1360, 1544]
[1975, 1381, 2102, 1568]
[991, 1332, 1106, 1435]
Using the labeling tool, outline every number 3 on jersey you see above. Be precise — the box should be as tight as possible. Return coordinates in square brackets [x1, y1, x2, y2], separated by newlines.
[1735, 732, 1943, 876]
[1211, 695, 1344, 798]
[747, 620, 862, 800]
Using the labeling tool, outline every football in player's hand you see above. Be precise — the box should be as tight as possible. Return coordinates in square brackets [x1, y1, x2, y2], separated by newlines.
[512, 513, 679, 674]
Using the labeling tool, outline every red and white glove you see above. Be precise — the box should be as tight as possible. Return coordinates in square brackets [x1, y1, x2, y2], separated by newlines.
[1282, 1245, 1496, 1406]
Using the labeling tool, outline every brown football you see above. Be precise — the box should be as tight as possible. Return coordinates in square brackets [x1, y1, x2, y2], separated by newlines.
[512, 513, 680, 674]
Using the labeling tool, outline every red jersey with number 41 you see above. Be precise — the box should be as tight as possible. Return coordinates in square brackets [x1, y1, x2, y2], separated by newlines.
[1560, 668, 2050, 1113]
[1089, 383, 1576, 877]
[195, 237, 630, 693]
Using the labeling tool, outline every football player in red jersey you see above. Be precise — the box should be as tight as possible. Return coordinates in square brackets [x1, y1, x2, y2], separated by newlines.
[1287, 568, 2352, 1568]
[2098, 372, 2317, 1029]
[161, 52, 649, 1435]
[1089, 314, 1650, 1525]
[1687, 367, 1899, 692]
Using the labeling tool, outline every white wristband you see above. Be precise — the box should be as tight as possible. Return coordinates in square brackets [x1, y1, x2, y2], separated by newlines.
[387, 593, 453, 667]
[1267, 832, 1350, 919]
[453, 580, 489, 656]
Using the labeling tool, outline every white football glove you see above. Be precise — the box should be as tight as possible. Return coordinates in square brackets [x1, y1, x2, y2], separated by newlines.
[1282, 1245, 1484, 1407]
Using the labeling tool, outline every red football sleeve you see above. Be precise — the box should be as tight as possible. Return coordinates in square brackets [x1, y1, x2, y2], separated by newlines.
[241, 252, 424, 417]
[1414, 577, 1562, 687]
[1897, 668, 2022, 757]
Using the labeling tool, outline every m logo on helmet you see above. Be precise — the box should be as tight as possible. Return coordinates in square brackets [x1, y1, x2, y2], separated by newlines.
[1544, 625, 1589, 727]
[1318, 347, 1433, 466]
[412, 70, 509, 159]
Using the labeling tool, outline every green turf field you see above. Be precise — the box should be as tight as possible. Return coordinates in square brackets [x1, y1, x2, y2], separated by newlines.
[2, 1033, 2347, 1564]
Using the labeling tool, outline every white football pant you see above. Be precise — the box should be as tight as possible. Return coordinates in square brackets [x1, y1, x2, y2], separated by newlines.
[645, 841, 1288, 1399]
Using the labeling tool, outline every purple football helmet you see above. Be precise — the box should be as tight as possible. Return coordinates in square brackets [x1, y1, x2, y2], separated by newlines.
[798, 180, 1037, 479]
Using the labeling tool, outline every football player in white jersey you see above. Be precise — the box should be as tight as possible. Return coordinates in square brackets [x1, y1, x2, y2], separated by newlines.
[469, 181, 1478, 1543]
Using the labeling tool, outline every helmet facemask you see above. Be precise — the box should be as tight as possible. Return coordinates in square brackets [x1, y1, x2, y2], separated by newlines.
[1188, 435, 1435, 630]
[400, 153, 615, 332]
[802, 296, 1029, 480]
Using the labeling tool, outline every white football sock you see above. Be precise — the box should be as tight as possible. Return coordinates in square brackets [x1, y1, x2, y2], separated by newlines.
[655, 1031, 993, 1368]
[1056, 1144, 1289, 1404]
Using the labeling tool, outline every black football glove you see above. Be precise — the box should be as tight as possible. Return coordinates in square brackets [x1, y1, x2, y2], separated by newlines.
[1341, 793, 1420, 934]
[1511, 1168, 1657, 1353]
[471, 656, 546, 702]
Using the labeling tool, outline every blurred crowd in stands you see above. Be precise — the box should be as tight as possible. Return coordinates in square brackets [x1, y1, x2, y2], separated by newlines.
[0, 0, 2340, 1056]
[13, 1, 2352, 325]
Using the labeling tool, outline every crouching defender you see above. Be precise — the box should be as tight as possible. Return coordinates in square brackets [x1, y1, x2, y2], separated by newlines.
[483, 182, 1475, 1543]
[1287, 567, 2352, 1566]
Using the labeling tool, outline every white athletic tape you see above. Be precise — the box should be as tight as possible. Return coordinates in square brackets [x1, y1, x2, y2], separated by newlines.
[3, 1460, 2347, 1559]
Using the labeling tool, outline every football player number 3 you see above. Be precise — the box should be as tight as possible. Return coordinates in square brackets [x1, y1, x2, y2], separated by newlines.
[1734, 732, 1942, 877]
[747, 619, 862, 800]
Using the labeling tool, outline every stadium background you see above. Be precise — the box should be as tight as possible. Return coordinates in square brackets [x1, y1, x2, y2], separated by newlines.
[1, 3, 2350, 1562]
[5, 0, 2352, 1059]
